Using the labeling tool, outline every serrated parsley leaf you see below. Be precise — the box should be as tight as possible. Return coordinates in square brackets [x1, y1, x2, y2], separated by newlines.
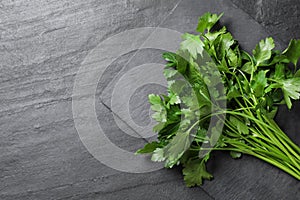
[253, 37, 275, 66]
[274, 64, 285, 79]
[148, 94, 162, 105]
[251, 70, 268, 97]
[241, 62, 253, 74]
[151, 148, 165, 162]
[163, 68, 178, 79]
[168, 92, 181, 105]
[196, 12, 223, 33]
[164, 132, 191, 168]
[183, 159, 213, 187]
[180, 33, 204, 59]
[283, 39, 300, 66]
[149, 94, 167, 122]
[205, 26, 227, 41]
[280, 78, 300, 109]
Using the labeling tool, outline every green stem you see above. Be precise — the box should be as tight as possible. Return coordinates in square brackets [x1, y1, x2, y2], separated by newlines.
[265, 116, 300, 154]
[251, 152, 300, 180]
[255, 111, 300, 166]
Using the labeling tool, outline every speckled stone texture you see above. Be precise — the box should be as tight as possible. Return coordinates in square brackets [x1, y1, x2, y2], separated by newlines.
[231, 0, 300, 45]
[0, 0, 299, 199]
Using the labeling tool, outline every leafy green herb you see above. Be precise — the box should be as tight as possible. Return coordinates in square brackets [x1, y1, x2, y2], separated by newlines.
[137, 12, 300, 186]
[253, 37, 275, 66]
[283, 39, 300, 67]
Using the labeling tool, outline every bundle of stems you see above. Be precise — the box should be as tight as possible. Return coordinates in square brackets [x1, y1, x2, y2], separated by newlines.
[137, 12, 300, 186]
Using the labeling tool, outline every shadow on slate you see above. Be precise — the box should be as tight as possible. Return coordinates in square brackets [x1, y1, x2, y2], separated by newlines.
[100, 0, 300, 199]
[0, 0, 299, 200]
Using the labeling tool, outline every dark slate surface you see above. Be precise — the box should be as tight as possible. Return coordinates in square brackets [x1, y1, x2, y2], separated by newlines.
[0, 0, 299, 200]
[231, 0, 300, 45]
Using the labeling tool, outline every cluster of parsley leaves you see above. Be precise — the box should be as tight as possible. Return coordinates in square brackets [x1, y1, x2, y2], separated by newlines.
[136, 12, 300, 186]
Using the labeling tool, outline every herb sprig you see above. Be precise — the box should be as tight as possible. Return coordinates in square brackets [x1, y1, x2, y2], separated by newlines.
[137, 12, 300, 186]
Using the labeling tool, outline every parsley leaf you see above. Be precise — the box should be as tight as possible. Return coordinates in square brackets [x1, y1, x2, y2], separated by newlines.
[164, 132, 191, 168]
[151, 148, 165, 162]
[280, 78, 300, 109]
[283, 39, 300, 66]
[136, 142, 163, 154]
[180, 33, 204, 59]
[183, 159, 213, 187]
[253, 37, 275, 66]
[196, 12, 223, 33]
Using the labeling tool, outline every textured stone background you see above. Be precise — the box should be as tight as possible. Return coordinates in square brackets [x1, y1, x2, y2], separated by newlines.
[0, 0, 299, 199]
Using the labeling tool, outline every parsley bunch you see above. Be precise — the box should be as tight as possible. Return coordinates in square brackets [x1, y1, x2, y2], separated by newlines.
[137, 12, 300, 186]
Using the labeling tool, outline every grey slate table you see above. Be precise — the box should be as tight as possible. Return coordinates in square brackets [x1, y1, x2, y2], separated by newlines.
[1, 0, 300, 199]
